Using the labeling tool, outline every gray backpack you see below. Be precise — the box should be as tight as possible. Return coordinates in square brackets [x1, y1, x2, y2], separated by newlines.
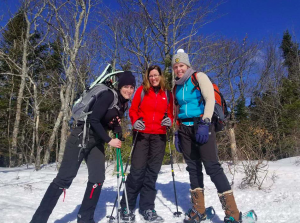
[72, 84, 119, 122]
[71, 64, 123, 150]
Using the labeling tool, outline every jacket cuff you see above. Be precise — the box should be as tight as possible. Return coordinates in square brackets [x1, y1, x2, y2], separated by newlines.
[104, 135, 112, 143]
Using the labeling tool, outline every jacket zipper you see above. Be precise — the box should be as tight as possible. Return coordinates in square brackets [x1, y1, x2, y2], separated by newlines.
[152, 92, 158, 132]
[184, 82, 189, 117]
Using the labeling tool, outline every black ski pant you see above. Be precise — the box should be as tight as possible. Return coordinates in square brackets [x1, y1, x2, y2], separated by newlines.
[178, 124, 231, 193]
[120, 132, 166, 211]
[30, 126, 105, 223]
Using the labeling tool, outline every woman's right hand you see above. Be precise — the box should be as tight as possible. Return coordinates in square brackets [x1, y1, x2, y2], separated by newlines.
[108, 138, 122, 148]
[133, 119, 145, 131]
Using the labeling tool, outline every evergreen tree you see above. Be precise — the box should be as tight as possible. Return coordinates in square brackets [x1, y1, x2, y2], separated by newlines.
[279, 31, 300, 157]
[280, 30, 300, 82]
[0, 10, 27, 165]
[235, 95, 248, 122]
[0, 8, 62, 166]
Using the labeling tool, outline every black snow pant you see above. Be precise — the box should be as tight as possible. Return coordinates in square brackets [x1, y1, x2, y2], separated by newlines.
[178, 124, 231, 193]
[120, 132, 166, 211]
[30, 126, 105, 223]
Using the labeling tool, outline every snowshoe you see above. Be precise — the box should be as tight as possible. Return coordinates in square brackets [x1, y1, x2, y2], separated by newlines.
[224, 210, 257, 223]
[120, 207, 135, 222]
[241, 210, 257, 223]
[184, 206, 215, 223]
[224, 212, 242, 223]
[139, 209, 164, 222]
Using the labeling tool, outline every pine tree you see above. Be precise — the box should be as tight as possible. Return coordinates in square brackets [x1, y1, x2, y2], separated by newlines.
[0, 9, 27, 166]
[280, 30, 300, 82]
[235, 95, 248, 122]
[0, 8, 60, 167]
[279, 31, 300, 157]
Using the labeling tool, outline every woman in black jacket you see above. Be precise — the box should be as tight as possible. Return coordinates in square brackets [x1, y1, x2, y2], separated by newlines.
[30, 71, 136, 223]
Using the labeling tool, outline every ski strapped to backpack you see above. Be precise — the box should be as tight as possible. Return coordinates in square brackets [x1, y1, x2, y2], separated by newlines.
[71, 64, 123, 152]
[173, 72, 229, 132]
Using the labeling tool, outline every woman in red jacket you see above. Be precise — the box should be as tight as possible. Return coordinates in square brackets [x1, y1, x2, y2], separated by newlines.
[120, 65, 173, 222]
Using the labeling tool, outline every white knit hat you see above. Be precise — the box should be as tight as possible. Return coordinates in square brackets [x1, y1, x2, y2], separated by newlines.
[172, 49, 191, 67]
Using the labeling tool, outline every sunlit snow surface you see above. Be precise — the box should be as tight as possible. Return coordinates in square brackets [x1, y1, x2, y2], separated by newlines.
[1, 157, 300, 223]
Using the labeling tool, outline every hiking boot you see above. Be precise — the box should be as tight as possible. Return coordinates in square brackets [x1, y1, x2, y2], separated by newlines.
[184, 188, 206, 223]
[139, 209, 164, 222]
[120, 207, 135, 222]
[218, 190, 241, 223]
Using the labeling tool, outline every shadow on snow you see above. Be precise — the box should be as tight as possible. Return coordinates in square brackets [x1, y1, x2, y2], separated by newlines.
[54, 181, 223, 223]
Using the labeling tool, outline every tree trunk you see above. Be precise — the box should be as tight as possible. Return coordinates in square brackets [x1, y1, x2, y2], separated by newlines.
[228, 126, 238, 163]
[7, 77, 14, 166]
[10, 12, 30, 167]
[31, 117, 36, 165]
[20, 100, 29, 166]
[56, 131, 59, 163]
[51, 0, 91, 167]
[20, 123, 29, 165]
[33, 84, 41, 170]
[43, 86, 65, 164]
[58, 79, 74, 165]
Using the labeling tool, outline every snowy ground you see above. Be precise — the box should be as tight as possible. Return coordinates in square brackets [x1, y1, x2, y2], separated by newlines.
[1, 157, 300, 223]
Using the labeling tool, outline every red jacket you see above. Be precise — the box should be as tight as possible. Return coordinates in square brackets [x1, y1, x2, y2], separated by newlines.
[129, 86, 174, 134]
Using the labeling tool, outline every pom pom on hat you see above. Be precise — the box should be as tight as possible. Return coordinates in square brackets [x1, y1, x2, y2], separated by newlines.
[172, 49, 191, 67]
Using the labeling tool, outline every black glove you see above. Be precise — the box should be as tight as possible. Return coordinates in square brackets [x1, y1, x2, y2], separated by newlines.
[113, 126, 124, 141]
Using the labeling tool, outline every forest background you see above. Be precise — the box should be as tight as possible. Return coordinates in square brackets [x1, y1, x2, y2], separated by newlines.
[0, 0, 299, 177]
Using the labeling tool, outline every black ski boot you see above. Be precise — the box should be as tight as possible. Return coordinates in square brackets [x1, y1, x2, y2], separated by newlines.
[30, 182, 64, 223]
[77, 182, 102, 223]
[120, 207, 135, 222]
[139, 209, 164, 222]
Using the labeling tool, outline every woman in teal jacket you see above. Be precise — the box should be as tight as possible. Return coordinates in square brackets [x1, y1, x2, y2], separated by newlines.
[172, 49, 242, 223]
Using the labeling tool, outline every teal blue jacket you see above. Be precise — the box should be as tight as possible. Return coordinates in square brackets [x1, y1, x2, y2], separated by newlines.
[175, 77, 204, 125]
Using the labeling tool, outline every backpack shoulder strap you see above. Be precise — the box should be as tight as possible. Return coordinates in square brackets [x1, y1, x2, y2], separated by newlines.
[141, 89, 145, 102]
[173, 85, 178, 105]
[108, 88, 119, 110]
[165, 89, 170, 105]
[191, 72, 200, 93]
[139, 88, 145, 108]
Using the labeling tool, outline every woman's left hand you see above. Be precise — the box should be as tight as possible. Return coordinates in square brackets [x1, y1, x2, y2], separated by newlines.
[110, 116, 121, 126]
[195, 121, 210, 144]
[161, 117, 172, 127]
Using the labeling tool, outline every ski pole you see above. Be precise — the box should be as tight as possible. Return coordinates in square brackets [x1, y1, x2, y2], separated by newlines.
[107, 130, 139, 222]
[115, 134, 121, 223]
[167, 128, 182, 217]
[117, 139, 130, 219]
[114, 133, 130, 222]
[162, 112, 181, 217]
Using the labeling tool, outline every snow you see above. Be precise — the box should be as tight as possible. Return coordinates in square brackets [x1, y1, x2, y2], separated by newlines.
[1, 157, 300, 223]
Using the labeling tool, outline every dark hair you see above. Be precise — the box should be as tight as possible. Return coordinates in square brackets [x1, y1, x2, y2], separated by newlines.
[142, 65, 166, 93]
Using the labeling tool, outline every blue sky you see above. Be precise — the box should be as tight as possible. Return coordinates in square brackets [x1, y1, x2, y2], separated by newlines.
[202, 0, 300, 42]
[1, 0, 299, 43]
